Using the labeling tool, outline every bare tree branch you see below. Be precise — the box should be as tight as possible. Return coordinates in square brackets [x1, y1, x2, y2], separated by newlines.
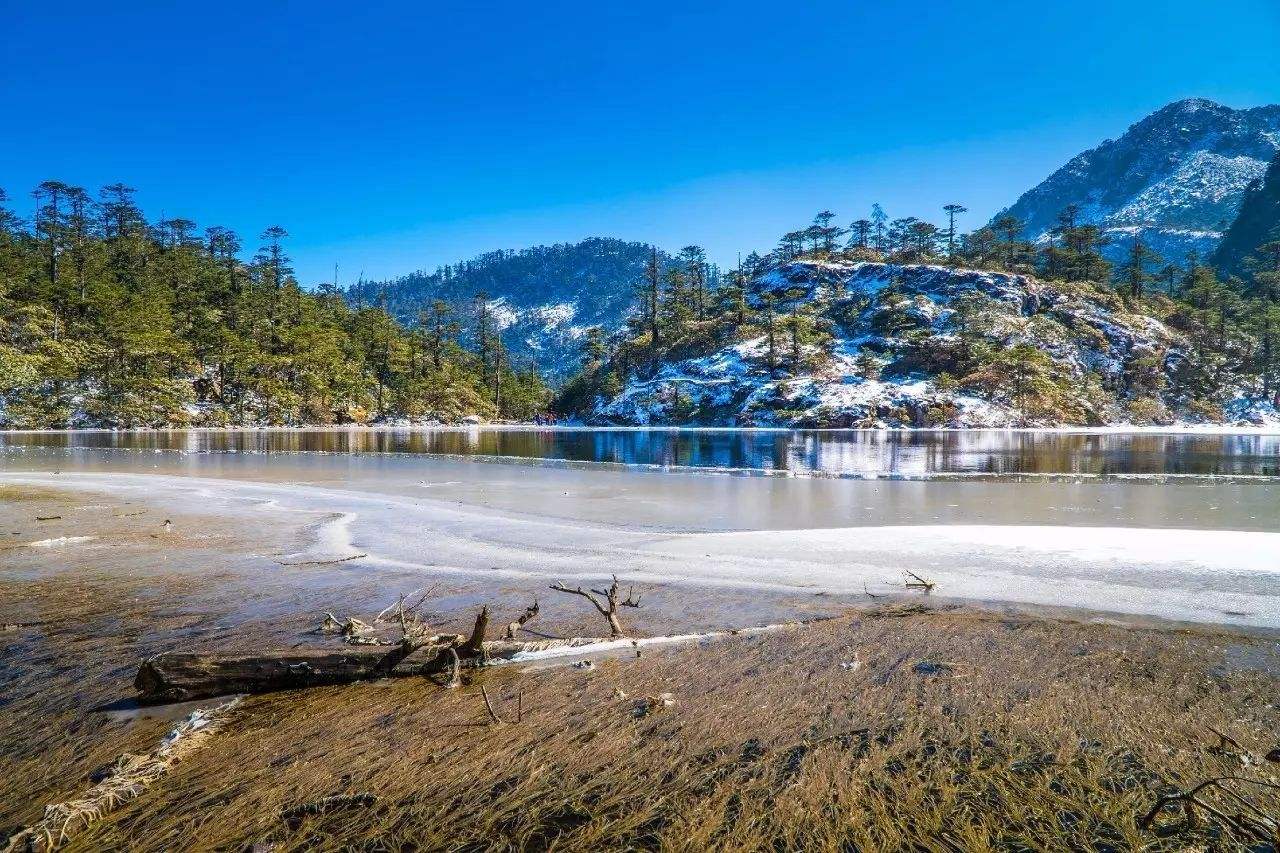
[549, 576, 641, 637]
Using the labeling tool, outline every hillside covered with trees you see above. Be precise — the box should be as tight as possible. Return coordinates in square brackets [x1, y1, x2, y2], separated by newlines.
[558, 205, 1280, 427]
[347, 238, 661, 381]
[1212, 149, 1280, 282]
[0, 183, 549, 429]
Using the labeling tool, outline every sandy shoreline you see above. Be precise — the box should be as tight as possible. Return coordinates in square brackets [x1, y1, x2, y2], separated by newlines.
[3, 474, 1280, 849]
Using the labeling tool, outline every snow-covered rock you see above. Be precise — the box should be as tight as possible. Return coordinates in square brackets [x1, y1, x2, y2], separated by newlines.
[591, 261, 1211, 428]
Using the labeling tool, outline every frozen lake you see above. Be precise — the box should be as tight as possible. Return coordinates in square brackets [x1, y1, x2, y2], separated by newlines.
[3, 428, 1278, 629]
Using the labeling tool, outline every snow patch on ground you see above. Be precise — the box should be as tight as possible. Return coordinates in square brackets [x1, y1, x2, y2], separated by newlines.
[27, 535, 97, 547]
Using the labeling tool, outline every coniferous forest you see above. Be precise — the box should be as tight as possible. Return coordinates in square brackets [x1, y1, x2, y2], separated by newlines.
[0, 183, 550, 428]
[557, 197, 1280, 426]
[3, 169, 1280, 429]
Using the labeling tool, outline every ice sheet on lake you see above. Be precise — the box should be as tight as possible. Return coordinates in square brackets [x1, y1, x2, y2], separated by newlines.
[3, 470, 1277, 630]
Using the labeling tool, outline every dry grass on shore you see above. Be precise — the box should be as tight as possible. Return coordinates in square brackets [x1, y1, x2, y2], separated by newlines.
[6, 598, 1274, 852]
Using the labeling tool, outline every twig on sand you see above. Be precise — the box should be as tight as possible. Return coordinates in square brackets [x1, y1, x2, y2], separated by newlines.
[480, 685, 504, 725]
[904, 571, 936, 593]
[277, 553, 367, 567]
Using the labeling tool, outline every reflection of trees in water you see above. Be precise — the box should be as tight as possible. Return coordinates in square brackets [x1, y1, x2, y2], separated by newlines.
[1, 430, 1276, 477]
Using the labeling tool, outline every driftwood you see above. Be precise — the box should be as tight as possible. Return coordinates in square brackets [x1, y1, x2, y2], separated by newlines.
[904, 571, 936, 592]
[2, 698, 241, 853]
[1139, 776, 1280, 840]
[135, 635, 604, 703]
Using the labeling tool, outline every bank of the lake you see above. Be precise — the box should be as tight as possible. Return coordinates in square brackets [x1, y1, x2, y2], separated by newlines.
[2, 430, 1278, 849]
[2, 478, 1279, 851]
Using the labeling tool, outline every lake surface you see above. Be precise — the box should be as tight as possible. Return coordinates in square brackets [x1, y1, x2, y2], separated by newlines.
[3, 428, 1280, 479]
[4, 428, 1279, 627]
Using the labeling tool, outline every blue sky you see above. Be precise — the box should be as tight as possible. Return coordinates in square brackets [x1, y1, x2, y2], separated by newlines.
[4, 0, 1279, 286]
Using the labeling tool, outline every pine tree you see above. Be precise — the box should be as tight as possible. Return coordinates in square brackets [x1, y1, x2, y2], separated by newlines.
[942, 203, 967, 262]
[848, 219, 873, 250]
[1119, 237, 1161, 298]
[992, 214, 1025, 270]
[870, 204, 888, 254]
[1245, 241, 1280, 303]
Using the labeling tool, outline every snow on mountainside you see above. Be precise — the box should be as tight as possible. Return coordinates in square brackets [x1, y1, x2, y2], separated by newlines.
[347, 238, 656, 381]
[1212, 149, 1280, 279]
[995, 98, 1280, 266]
[589, 260, 1280, 429]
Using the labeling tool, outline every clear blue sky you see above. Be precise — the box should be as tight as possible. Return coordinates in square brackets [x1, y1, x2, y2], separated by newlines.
[4, 0, 1279, 286]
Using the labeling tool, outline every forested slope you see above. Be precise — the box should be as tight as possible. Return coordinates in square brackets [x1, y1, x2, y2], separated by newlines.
[0, 183, 548, 429]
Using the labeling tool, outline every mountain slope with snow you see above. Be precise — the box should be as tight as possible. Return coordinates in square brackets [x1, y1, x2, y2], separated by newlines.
[1212, 150, 1280, 280]
[589, 260, 1278, 428]
[347, 238, 657, 381]
[994, 98, 1280, 266]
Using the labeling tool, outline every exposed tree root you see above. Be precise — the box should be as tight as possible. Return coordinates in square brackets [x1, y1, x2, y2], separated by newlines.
[2, 698, 241, 853]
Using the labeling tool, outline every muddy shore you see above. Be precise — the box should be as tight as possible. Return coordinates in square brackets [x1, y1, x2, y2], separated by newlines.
[2, 479, 1279, 850]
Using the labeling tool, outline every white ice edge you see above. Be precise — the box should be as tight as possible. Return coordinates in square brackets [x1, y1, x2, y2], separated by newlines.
[3, 471, 1278, 630]
[506, 624, 789, 664]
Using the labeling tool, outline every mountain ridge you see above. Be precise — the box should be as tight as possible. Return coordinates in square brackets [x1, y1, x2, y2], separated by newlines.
[346, 237, 655, 381]
[993, 98, 1280, 267]
[582, 258, 1278, 428]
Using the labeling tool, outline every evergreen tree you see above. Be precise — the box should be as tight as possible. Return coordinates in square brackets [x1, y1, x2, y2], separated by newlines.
[1118, 237, 1161, 298]
[870, 204, 888, 254]
[942, 203, 967, 262]
[992, 214, 1026, 270]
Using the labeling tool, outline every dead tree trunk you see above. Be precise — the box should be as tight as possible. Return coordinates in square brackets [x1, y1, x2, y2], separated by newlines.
[135, 636, 605, 703]
[461, 606, 489, 657]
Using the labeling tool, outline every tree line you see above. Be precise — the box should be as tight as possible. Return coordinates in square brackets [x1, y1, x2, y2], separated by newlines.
[558, 203, 1280, 421]
[0, 182, 549, 428]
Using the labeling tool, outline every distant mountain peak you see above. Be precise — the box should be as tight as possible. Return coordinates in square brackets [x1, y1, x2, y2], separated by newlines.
[1158, 96, 1223, 114]
[994, 98, 1280, 266]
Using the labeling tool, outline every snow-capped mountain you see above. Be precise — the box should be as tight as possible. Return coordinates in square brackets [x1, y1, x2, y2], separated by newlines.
[994, 98, 1280, 266]
[347, 238, 656, 381]
[589, 260, 1278, 428]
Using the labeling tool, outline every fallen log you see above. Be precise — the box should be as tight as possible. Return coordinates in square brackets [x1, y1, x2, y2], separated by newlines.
[135, 636, 605, 703]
